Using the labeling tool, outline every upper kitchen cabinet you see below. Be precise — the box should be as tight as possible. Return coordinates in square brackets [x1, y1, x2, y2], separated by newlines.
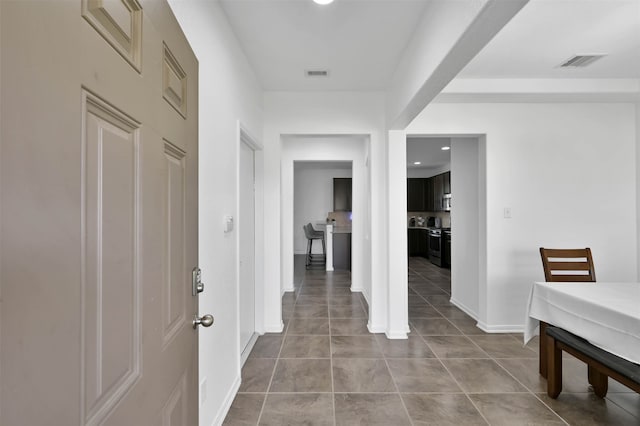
[333, 178, 352, 211]
[407, 178, 425, 211]
[432, 173, 444, 211]
[443, 171, 450, 194]
[407, 171, 451, 212]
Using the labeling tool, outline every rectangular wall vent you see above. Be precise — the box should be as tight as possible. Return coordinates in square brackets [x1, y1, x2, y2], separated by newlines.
[559, 54, 606, 68]
[305, 69, 329, 77]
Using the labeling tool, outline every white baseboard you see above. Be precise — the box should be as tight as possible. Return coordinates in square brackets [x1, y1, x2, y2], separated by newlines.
[449, 297, 478, 320]
[449, 298, 522, 333]
[211, 374, 240, 426]
[476, 321, 524, 333]
[367, 322, 386, 334]
[282, 286, 295, 295]
[240, 333, 259, 366]
[350, 286, 364, 293]
[264, 322, 284, 333]
[385, 329, 409, 340]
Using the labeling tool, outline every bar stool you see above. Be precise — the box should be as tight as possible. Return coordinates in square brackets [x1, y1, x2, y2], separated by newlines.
[303, 223, 325, 269]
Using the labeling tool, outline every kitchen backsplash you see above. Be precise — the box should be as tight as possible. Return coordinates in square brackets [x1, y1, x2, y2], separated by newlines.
[407, 211, 451, 228]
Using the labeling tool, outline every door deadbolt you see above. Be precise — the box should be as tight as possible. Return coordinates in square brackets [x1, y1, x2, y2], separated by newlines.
[192, 267, 204, 295]
[193, 314, 214, 329]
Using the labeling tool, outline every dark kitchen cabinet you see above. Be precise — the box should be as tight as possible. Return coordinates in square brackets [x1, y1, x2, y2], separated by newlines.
[424, 178, 434, 212]
[432, 173, 444, 211]
[408, 229, 420, 256]
[333, 178, 352, 211]
[407, 172, 450, 213]
[333, 233, 352, 270]
[443, 171, 451, 194]
[408, 228, 429, 258]
[443, 231, 451, 268]
[407, 178, 425, 211]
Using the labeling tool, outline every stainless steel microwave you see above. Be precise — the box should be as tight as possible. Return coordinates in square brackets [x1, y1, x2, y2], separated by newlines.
[443, 194, 451, 211]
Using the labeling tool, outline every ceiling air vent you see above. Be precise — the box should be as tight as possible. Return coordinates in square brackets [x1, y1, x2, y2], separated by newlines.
[305, 69, 330, 77]
[559, 54, 606, 68]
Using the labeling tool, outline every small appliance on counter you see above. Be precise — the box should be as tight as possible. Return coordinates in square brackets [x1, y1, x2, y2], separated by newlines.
[426, 216, 435, 227]
[408, 216, 416, 227]
[434, 217, 442, 228]
[416, 216, 425, 227]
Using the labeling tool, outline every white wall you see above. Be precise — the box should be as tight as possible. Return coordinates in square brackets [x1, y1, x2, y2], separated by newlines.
[637, 102, 640, 279]
[449, 138, 483, 317]
[294, 165, 352, 254]
[263, 92, 388, 334]
[407, 102, 638, 330]
[168, 2, 263, 425]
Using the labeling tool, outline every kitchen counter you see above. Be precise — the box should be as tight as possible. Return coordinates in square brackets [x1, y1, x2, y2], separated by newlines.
[321, 223, 352, 271]
[333, 226, 352, 234]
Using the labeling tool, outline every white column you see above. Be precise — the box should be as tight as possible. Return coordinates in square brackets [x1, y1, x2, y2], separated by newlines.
[386, 130, 409, 338]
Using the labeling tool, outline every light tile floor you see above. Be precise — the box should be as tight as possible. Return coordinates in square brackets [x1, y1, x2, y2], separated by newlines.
[224, 256, 640, 425]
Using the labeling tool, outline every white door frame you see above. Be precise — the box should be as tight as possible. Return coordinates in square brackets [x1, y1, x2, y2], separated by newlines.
[235, 122, 263, 367]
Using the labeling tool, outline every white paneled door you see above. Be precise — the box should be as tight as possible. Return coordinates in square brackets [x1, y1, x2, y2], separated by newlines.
[0, 1, 200, 425]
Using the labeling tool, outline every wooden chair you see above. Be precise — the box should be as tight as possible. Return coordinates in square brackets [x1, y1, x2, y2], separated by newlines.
[538, 247, 597, 386]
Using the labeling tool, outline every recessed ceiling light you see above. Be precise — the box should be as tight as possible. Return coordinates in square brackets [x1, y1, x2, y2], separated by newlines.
[441, 146, 450, 151]
[413, 161, 421, 165]
[313, 0, 334, 4]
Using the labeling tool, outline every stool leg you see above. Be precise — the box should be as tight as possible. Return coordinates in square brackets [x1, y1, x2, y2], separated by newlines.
[306, 238, 311, 268]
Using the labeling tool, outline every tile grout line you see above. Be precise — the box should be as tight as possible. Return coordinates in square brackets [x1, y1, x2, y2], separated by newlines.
[328, 284, 337, 426]
[255, 263, 302, 426]
[378, 341, 415, 426]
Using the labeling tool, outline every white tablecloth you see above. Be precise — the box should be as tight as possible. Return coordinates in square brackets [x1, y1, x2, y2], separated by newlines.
[524, 282, 640, 364]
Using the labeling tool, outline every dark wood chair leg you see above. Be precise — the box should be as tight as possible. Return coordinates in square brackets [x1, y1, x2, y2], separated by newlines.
[588, 365, 608, 398]
[547, 334, 562, 398]
[539, 321, 548, 378]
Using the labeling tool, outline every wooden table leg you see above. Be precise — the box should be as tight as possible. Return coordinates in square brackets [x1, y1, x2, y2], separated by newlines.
[547, 333, 562, 398]
[588, 365, 608, 398]
[539, 321, 548, 378]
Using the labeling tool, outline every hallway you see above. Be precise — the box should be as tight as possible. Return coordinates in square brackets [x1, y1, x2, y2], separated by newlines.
[223, 257, 640, 425]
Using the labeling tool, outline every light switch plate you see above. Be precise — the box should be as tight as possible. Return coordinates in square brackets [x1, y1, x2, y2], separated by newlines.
[224, 215, 234, 233]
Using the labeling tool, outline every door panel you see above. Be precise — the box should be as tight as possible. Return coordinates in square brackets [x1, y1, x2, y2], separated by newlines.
[0, 1, 199, 425]
[163, 141, 187, 347]
[83, 92, 141, 424]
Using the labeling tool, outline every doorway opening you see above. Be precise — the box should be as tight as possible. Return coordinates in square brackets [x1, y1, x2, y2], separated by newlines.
[404, 135, 486, 325]
[294, 161, 353, 274]
[238, 125, 263, 365]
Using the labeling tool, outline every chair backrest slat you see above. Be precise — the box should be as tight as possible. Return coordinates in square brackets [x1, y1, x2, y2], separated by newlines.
[539, 247, 596, 282]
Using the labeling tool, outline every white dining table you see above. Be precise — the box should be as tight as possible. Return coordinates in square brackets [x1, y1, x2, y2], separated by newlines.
[525, 281, 640, 365]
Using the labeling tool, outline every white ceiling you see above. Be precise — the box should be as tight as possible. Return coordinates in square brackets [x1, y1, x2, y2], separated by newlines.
[219, 0, 639, 92]
[458, 0, 640, 79]
[406, 137, 451, 169]
[219, 0, 429, 91]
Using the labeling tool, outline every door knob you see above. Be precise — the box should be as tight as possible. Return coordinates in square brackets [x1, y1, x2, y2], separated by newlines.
[193, 314, 214, 329]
